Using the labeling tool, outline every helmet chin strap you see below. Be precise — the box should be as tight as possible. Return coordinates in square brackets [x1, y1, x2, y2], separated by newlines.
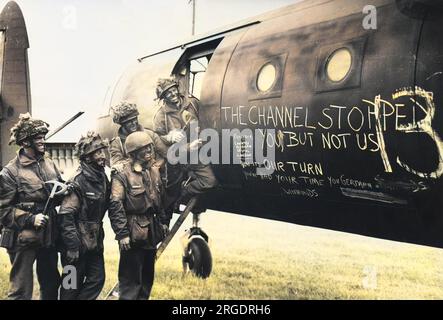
[93, 163, 106, 171]
[136, 157, 150, 169]
[164, 94, 182, 108]
[22, 140, 44, 159]
[132, 151, 153, 170]
[83, 156, 104, 170]
[91, 161, 105, 171]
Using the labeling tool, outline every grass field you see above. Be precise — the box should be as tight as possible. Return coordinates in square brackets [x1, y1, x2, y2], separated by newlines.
[0, 210, 442, 300]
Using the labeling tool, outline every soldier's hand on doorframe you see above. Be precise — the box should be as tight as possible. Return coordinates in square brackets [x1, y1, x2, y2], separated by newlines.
[34, 213, 48, 228]
[119, 237, 131, 251]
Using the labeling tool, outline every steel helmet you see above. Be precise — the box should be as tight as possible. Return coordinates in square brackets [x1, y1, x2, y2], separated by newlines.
[9, 113, 50, 146]
[110, 102, 139, 124]
[125, 131, 154, 154]
[156, 77, 179, 100]
[75, 131, 108, 160]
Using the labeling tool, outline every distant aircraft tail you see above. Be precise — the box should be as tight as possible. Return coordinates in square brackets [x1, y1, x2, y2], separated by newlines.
[0, 1, 31, 166]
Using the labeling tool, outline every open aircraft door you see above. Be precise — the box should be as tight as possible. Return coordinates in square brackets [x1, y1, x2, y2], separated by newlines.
[96, 21, 260, 139]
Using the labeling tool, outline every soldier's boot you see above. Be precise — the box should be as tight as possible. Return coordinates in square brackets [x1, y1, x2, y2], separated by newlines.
[173, 188, 192, 213]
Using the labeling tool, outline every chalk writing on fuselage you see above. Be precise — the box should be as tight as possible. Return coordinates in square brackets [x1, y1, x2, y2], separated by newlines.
[223, 86, 443, 180]
[241, 161, 324, 176]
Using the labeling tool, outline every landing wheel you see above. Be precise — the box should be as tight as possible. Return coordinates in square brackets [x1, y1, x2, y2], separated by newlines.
[183, 237, 212, 278]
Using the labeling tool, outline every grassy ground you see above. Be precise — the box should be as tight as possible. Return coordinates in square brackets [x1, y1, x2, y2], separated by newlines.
[0, 210, 442, 300]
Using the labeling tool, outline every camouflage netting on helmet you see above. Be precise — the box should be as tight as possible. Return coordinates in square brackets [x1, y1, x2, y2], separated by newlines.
[156, 77, 179, 100]
[9, 113, 50, 146]
[75, 131, 108, 160]
[110, 101, 139, 124]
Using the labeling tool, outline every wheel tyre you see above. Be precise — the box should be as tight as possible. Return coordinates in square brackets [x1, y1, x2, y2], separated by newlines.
[186, 238, 212, 278]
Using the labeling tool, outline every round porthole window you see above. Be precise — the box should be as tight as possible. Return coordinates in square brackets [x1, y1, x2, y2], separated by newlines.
[257, 63, 276, 92]
[326, 48, 352, 82]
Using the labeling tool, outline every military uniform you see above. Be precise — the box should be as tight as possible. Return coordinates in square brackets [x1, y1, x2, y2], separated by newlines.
[153, 80, 218, 219]
[108, 156, 165, 300]
[0, 150, 62, 300]
[153, 95, 199, 139]
[58, 162, 110, 300]
[109, 125, 167, 167]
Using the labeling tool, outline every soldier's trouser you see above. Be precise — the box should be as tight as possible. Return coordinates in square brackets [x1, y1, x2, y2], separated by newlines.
[60, 250, 105, 300]
[183, 164, 218, 196]
[163, 164, 217, 223]
[8, 247, 60, 300]
[118, 247, 156, 300]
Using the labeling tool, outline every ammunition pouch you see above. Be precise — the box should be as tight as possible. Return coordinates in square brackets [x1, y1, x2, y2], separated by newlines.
[13, 202, 48, 248]
[127, 207, 166, 247]
[78, 221, 102, 252]
[15, 202, 46, 215]
[0, 227, 16, 250]
[17, 228, 44, 248]
[127, 215, 151, 245]
[125, 188, 151, 216]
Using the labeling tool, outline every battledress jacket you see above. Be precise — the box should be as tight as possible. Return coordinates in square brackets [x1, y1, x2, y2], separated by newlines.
[153, 97, 200, 185]
[152, 96, 200, 143]
[0, 150, 63, 250]
[108, 161, 165, 248]
[58, 162, 110, 252]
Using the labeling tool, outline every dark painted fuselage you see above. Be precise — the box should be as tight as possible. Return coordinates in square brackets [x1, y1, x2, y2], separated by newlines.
[97, 0, 443, 248]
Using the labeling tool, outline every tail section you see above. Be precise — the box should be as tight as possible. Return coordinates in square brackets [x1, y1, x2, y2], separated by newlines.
[0, 1, 31, 166]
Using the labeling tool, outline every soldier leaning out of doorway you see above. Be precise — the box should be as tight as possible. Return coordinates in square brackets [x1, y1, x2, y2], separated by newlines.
[108, 131, 168, 300]
[153, 77, 218, 224]
[0, 113, 65, 300]
[57, 132, 110, 300]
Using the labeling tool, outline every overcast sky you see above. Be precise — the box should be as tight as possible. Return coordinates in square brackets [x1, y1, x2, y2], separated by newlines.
[1, 0, 296, 140]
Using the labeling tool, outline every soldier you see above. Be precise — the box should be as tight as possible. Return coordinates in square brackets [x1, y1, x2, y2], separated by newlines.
[108, 131, 167, 300]
[0, 113, 63, 300]
[109, 101, 167, 167]
[153, 78, 218, 222]
[58, 131, 110, 300]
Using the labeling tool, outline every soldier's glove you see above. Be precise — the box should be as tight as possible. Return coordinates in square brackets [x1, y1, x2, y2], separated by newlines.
[166, 129, 185, 144]
[188, 138, 202, 152]
[66, 250, 79, 264]
[66, 183, 77, 195]
[119, 237, 131, 251]
[33, 213, 48, 229]
[161, 224, 169, 236]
